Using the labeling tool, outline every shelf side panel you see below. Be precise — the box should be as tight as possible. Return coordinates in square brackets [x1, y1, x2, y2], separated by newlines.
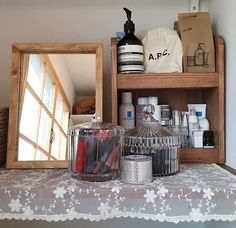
[111, 38, 118, 124]
[215, 36, 225, 163]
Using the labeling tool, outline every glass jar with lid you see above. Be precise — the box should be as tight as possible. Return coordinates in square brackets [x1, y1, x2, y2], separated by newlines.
[68, 119, 124, 181]
[123, 105, 181, 176]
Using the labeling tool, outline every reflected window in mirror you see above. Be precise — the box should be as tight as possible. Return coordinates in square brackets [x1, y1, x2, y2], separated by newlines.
[7, 43, 103, 168]
[18, 54, 70, 161]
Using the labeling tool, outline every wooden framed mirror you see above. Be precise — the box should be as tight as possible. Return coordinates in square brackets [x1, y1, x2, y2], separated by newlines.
[6, 43, 103, 168]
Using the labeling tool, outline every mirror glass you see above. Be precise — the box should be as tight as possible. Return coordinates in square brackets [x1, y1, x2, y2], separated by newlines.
[7, 43, 103, 168]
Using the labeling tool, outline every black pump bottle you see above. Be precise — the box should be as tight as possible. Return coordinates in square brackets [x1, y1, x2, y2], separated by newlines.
[117, 8, 144, 73]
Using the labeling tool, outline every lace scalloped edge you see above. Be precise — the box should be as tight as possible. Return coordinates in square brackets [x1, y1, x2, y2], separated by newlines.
[1, 212, 236, 223]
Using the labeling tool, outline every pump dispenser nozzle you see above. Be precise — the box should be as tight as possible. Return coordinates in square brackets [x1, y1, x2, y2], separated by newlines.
[123, 7, 135, 33]
[124, 8, 131, 20]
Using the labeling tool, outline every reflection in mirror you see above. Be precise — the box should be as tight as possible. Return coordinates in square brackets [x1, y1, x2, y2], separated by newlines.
[7, 43, 103, 168]
[19, 54, 71, 161]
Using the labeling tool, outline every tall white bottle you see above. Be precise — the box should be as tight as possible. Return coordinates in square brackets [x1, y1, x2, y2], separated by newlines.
[119, 92, 135, 129]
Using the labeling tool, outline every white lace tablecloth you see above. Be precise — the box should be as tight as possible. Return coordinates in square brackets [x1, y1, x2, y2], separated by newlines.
[0, 164, 236, 223]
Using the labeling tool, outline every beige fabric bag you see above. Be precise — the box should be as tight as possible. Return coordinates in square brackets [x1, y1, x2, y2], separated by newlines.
[142, 27, 183, 73]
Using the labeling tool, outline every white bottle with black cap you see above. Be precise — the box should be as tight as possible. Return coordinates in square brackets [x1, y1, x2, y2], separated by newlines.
[119, 92, 135, 129]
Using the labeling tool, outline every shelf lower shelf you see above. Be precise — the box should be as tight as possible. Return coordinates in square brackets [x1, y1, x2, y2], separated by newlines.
[180, 148, 220, 163]
[117, 73, 219, 89]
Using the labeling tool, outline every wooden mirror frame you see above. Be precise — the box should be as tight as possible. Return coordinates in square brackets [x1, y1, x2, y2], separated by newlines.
[6, 43, 103, 168]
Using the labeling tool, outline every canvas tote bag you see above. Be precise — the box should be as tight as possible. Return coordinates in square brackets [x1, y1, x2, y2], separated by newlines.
[142, 27, 183, 73]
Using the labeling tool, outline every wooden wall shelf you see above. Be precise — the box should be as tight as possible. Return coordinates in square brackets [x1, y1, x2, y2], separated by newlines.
[111, 36, 225, 164]
[117, 73, 219, 89]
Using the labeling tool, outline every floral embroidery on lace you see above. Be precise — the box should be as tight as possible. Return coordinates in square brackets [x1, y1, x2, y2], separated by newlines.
[53, 187, 67, 199]
[0, 164, 236, 223]
[8, 199, 22, 212]
[144, 190, 157, 203]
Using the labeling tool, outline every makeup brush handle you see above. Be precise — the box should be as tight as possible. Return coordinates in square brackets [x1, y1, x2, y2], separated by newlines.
[76, 139, 87, 173]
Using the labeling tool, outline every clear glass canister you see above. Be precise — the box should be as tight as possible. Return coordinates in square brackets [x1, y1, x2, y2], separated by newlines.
[123, 105, 182, 176]
[68, 120, 124, 181]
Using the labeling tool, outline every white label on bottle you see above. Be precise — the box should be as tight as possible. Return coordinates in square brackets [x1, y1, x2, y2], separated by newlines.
[118, 65, 144, 72]
[119, 105, 135, 129]
[118, 53, 143, 62]
[118, 45, 144, 73]
[118, 45, 143, 53]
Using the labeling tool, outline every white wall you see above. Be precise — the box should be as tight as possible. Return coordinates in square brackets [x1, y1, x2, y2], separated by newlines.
[0, 0, 190, 121]
[0, 0, 211, 121]
[207, 0, 236, 169]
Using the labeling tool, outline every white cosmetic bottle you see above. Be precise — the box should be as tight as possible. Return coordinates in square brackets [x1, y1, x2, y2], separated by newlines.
[149, 96, 161, 123]
[188, 108, 199, 147]
[119, 92, 135, 129]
